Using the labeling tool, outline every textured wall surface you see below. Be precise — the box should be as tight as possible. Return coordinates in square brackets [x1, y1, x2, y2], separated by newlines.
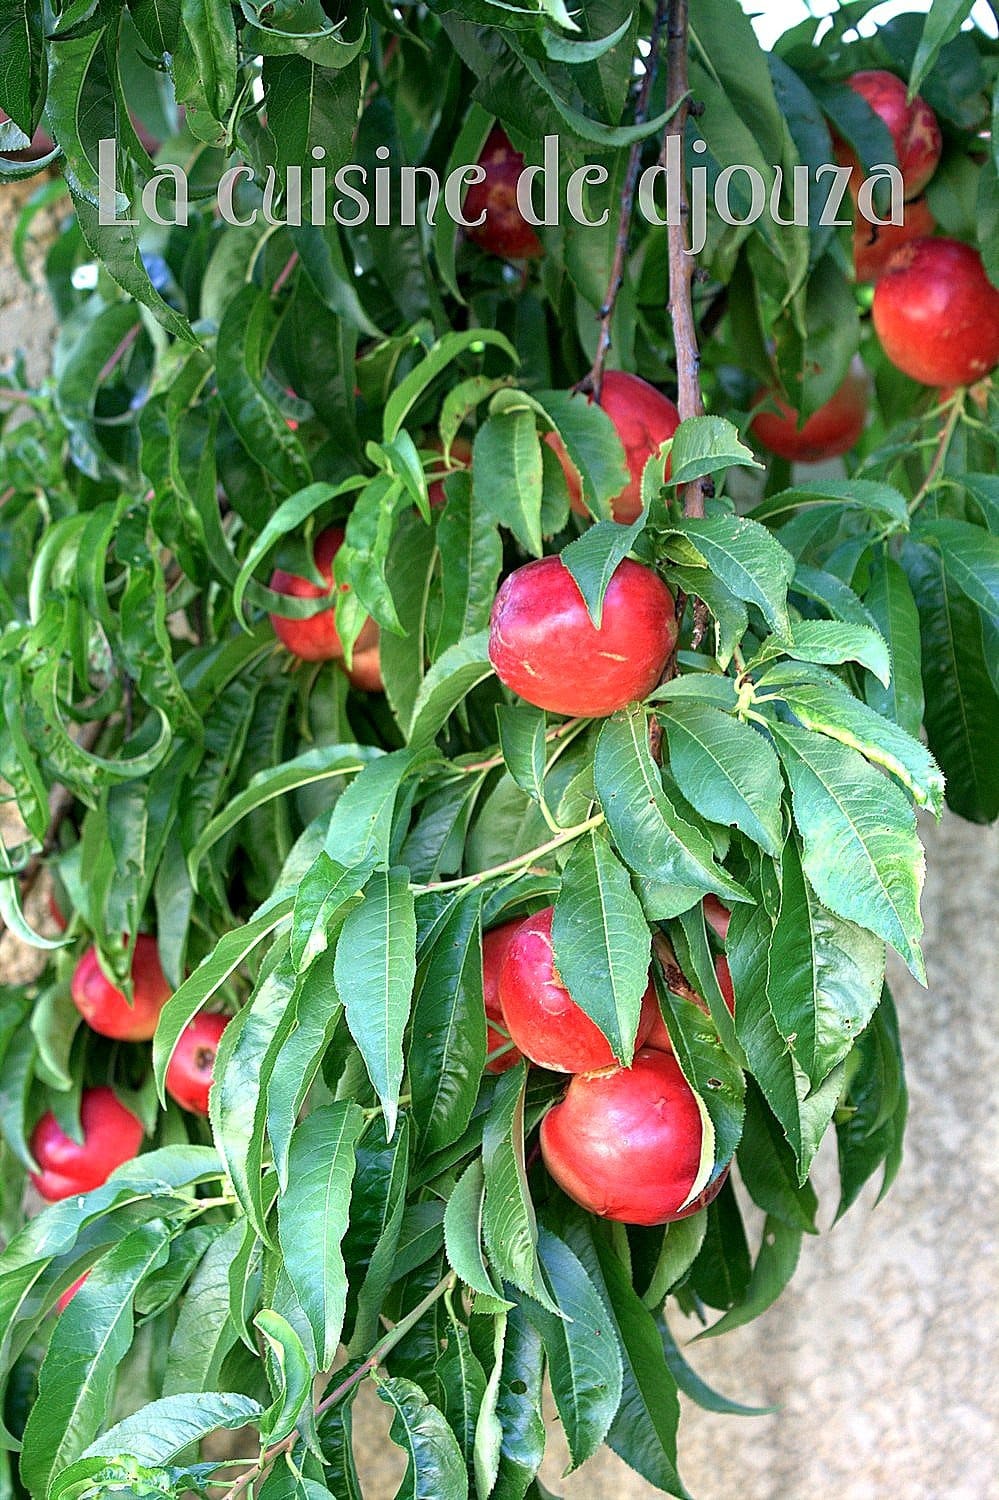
[1, 179, 997, 1500]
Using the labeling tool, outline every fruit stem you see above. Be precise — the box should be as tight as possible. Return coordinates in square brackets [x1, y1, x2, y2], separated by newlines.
[419, 812, 605, 893]
[583, 0, 671, 400]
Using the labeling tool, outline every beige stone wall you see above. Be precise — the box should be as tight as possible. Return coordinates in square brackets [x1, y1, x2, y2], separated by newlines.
[2, 181, 996, 1500]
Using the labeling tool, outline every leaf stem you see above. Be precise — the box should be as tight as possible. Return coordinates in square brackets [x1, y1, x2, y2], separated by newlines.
[418, 812, 605, 893]
[908, 392, 964, 514]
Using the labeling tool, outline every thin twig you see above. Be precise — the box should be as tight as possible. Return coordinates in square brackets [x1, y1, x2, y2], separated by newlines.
[908, 392, 963, 514]
[663, 0, 707, 513]
[220, 1271, 457, 1499]
[582, 0, 670, 400]
[662, 0, 711, 650]
[96, 323, 141, 385]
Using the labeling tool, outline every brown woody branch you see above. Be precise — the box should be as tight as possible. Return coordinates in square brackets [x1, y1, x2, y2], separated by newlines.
[581, 0, 670, 401]
[663, 0, 708, 518]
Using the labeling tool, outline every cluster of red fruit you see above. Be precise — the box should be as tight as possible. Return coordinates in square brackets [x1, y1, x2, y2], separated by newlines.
[462, 86, 998, 473]
[29, 936, 226, 1204]
[484, 533, 738, 1223]
[268, 525, 384, 689]
[480, 900, 733, 1225]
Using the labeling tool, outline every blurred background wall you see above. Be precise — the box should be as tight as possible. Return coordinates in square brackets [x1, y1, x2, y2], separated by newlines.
[1, 176, 996, 1500]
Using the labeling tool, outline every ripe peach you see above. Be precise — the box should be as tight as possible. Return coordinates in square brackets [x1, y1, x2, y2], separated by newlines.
[488, 555, 676, 717]
[546, 372, 680, 524]
[751, 364, 868, 462]
[463, 126, 544, 260]
[853, 196, 935, 282]
[269, 526, 377, 661]
[839, 70, 941, 199]
[497, 908, 656, 1073]
[540, 1048, 712, 1225]
[872, 238, 999, 387]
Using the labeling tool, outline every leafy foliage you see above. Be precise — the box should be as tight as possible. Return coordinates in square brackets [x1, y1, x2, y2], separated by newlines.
[0, 0, 996, 1496]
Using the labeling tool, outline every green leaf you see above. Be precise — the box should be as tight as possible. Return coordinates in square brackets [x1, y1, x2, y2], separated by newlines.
[473, 408, 544, 558]
[728, 860, 856, 1178]
[256, 1310, 314, 1445]
[49, 1393, 262, 1497]
[658, 701, 785, 856]
[835, 986, 908, 1218]
[563, 1216, 687, 1498]
[652, 978, 744, 1170]
[382, 330, 518, 441]
[738, 1081, 818, 1233]
[335, 867, 417, 1138]
[904, 540, 999, 823]
[668, 416, 759, 486]
[378, 1375, 468, 1500]
[775, 834, 883, 1088]
[209, 943, 298, 1238]
[696, 1217, 803, 1339]
[772, 722, 926, 982]
[594, 708, 750, 916]
[551, 829, 652, 1066]
[163, 1220, 243, 1395]
[291, 854, 369, 972]
[443, 1159, 509, 1307]
[406, 631, 493, 747]
[772, 675, 944, 815]
[749, 478, 909, 529]
[0, 0, 44, 135]
[278, 1103, 364, 1371]
[324, 750, 420, 869]
[481, 1065, 554, 1311]
[153, 899, 293, 1098]
[217, 286, 312, 495]
[909, 0, 975, 93]
[525, 1229, 623, 1472]
[436, 1315, 487, 1474]
[496, 704, 548, 807]
[530, 389, 629, 518]
[560, 516, 647, 626]
[863, 553, 924, 739]
[409, 894, 487, 1156]
[433, 474, 504, 658]
[660, 1320, 775, 1416]
[173, 0, 238, 136]
[912, 515, 999, 620]
[663, 515, 795, 637]
[755, 619, 891, 687]
[21, 1221, 173, 1497]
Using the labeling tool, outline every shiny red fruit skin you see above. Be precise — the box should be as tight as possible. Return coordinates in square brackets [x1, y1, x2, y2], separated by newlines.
[844, 70, 941, 198]
[497, 907, 656, 1073]
[546, 372, 681, 524]
[30, 1087, 144, 1202]
[715, 954, 735, 1014]
[346, 642, 384, 693]
[540, 1048, 706, 1225]
[751, 365, 868, 462]
[489, 555, 677, 717]
[165, 1012, 230, 1115]
[463, 126, 544, 260]
[703, 894, 731, 942]
[854, 196, 935, 282]
[269, 526, 378, 661]
[70, 935, 171, 1041]
[872, 238, 999, 387]
[482, 920, 525, 1073]
[57, 1272, 90, 1313]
